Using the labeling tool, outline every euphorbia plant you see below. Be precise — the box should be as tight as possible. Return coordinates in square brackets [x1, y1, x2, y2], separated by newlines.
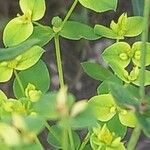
[0, 0, 150, 150]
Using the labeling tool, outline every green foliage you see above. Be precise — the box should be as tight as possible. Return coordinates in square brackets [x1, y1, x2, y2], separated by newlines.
[0, 0, 149, 149]
[13, 60, 50, 99]
[102, 42, 150, 85]
[90, 124, 126, 150]
[79, 0, 118, 12]
[94, 13, 143, 39]
[109, 82, 140, 109]
[19, 0, 46, 21]
[89, 94, 137, 128]
[3, 0, 46, 47]
[60, 21, 101, 40]
[81, 62, 113, 81]
[47, 125, 80, 149]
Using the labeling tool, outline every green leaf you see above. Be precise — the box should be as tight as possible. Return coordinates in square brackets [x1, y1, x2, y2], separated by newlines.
[79, 0, 118, 12]
[47, 125, 80, 149]
[97, 75, 122, 94]
[94, 25, 123, 39]
[109, 82, 140, 109]
[28, 26, 54, 47]
[95, 15, 143, 39]
[97, 81, 109, 94]
[81, 62, 113, 81]
[89, 94, 116, 122]
[0, 38, 40, 62]
[133, 70, 150, 86]
[23, 116, 45, 133]
[20, 0, 46, 21]
[136, 112, 150, 138]
[124, 84, 140, 99]
[132, 42, 150, 67]
[60, 21, 101, 40]
[0, 65, 13, 82]
[15, 46, 44, 70]
[108, 61, 129, 83]
[102, 42, 131, 68]
[125, 17, 143, 37]
[13, 60, 50, 99]
[33, 92, 57, 119]
[119, 110, 137, 128]
[3, 17, 33, 47]
[69, 105, 97, 129]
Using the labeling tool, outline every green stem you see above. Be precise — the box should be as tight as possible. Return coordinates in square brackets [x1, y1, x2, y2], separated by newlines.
[62, 127, 68, 150]
[36, 136, 44, 150]
[68, 127, 75, 150]
[79, 132, 90, 150]
[139, 0, 150, 100]
[33, 22, 45, 28]
[54, 34, 65, 88]
[127, 0, 150, 150]
[14, 70, 25, 96]
[127, 125, 141, 150]
[61, 0, 78, 28]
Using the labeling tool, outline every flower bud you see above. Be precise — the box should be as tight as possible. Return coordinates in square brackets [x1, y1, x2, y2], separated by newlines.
[51, 16, 62, 33]
[25, 83, 42, 102]
[56, 86, 68, 116]
[70, 100, 88, 117]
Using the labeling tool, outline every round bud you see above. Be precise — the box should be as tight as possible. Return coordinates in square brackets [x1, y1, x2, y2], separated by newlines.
[51, 16, 62, 33]
[51, 16, 62, 27]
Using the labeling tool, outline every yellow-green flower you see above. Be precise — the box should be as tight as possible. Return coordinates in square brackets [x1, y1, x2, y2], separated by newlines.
[90, 124, 126, 150]
[89, 94, 137, 128]
[0, 46, 44, 82]
[25, 83, 42, 102]
[3, 0, 46, 47]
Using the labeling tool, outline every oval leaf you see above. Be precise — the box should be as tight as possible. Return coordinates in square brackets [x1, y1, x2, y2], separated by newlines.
[81, 62, 113, 81]
[89, 94, 116, 122]
[60, 21, 101, 40]
[3, 17, 33, 47]
[125, 16, 143, 37]
[79, 0, 118, 12]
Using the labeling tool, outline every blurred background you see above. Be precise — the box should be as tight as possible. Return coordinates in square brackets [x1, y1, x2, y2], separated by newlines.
[0, 0, 149, 149]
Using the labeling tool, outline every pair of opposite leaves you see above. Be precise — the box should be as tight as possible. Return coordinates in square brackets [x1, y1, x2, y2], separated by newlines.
[0, 0, 46, 82]
[103, 42, 150, 86]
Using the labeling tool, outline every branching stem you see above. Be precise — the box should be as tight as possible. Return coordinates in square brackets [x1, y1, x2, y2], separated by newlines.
[14, 70, 25, 96]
